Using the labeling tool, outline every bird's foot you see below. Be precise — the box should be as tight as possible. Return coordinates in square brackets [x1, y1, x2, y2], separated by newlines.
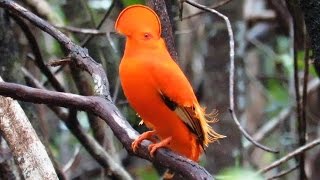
[131, 130, 157, 152]
[148, 136, 172, 157]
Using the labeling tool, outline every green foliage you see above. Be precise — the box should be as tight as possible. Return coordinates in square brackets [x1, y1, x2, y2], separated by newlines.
[260, 36, 291, 114]
[297, 50, 317, 77]
[266, 79, 289, 109]
[136, 166, 158, 180]
[216, 167, 264, 180]
[121, 0, 145, 6]
[46, 0, 66, 24]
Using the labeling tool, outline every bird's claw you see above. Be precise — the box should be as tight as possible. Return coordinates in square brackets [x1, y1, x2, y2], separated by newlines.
[148, 136, 172, 158]
[131, 130, 156, 153]
[131, 140, 140, 153]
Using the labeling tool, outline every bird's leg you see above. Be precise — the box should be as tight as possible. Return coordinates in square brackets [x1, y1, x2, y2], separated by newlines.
[148, 136, 172, 157]
[132, 130, 157, 152]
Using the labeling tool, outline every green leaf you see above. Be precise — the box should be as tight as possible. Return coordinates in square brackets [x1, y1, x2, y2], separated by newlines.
[121, 0, 145, 6]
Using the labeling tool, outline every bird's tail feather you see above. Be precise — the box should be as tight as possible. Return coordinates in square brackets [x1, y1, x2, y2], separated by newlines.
[161, 169, 174, 180]
[194, 103, 226, 147]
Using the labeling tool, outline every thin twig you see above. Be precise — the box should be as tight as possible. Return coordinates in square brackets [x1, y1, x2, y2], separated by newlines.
[47, 58, 72, 67]
[245, 108, 291, 151]
[258, 138, 320, 174]
[302, 47, 309, 142]
[286, 1, 307, 177]
[55, 25, 106, 35]
[81, 0, 115, 47]
[9, 12, 65, 92]
[69, 65, 118, 161]
[0, 0, 111, 98]
[176, 0, 232, 21]
[0, 81, 214, 179]
[62, 145, 81, 173]
[112, 78, 121, 103]
[184, 0, 278, 153]
[23, 70, 132, 180]
[0, 1, 214, 178]
[266, 164, 299, 180]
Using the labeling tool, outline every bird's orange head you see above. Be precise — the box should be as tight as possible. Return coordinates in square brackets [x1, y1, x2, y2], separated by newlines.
[115, 5, 161, 40]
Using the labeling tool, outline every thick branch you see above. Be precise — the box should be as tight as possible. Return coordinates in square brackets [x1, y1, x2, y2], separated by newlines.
[9, 12, 65, 92]
[0, 1, 214, 178]
[147, 0, 179, 61]
[300, 0, 320, 77]
[0, 78, 58, 179]
[0, 82, 213, 179]
[0, 0, 110, 99]
[23, 68, 129, 179]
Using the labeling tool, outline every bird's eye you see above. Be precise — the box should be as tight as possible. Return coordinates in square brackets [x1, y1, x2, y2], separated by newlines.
[143, 33, 152, 40]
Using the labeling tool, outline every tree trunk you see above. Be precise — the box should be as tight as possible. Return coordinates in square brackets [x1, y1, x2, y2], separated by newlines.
[0, 77, 58, 179]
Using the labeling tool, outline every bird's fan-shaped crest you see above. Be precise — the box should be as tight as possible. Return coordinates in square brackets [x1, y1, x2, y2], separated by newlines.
[115, 5, 161, 37]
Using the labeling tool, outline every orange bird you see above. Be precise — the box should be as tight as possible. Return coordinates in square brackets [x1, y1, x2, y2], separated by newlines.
[115, 5, 225, 162]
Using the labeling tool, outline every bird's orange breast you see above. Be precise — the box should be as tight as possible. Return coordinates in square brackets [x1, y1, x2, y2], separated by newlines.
[119, 58, 201, 161]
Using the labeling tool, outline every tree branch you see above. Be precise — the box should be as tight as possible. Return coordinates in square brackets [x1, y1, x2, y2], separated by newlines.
[300, 0, 320, 77]
[266, 164, 299, 180]
[0, 0, 110, 99]
[245, 108, 291, 152]
[80, 0, 115, 47]
[0, 81, 213, 179]
[22, 68, 129, 179]
[184, 0, 278, 154]
[176, 0, 232, 21]
[286, 1, 307, 177]
[258, 138, 320, 174]
[55, 25, 106, 35]
[0, 1, 213, 178]
[146, 0, 179, 61]
[9, 12, 65, 92]
[0, 77, 58, 179]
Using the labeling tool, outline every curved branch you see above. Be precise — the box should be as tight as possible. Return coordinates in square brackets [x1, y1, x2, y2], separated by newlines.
[266, 164, 299, 180]
[80, 0, 115, 47]
[0, 82, 213, 179]
[8, 12, 65, 92]
[0, 1, 214, 178]
[22, 69, 131, 179]
[258, 138, 320, 174]
[184, 0, 278, 154]
[0, 0, 110, 99]
[177, 0, 232, 21]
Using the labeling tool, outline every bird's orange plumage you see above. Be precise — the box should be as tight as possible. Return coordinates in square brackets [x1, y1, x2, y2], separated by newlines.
[115, 5, 225, 162]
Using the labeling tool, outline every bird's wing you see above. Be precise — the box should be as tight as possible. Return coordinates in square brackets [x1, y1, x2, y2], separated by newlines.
[149, 58, 209, 148]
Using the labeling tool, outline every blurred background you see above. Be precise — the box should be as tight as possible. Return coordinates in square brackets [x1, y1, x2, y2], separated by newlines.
[0, 0, 319, 179]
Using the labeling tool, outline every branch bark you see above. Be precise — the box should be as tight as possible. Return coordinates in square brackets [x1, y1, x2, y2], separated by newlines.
[184, 0, 278, 153]
[300, 0, 320, 77]
[146, 0, 179, 61]
[258, 138, 320, 174]
[22, 68, 130, 179]
[0, 77, 58, 179]
[0, 81, 213, 179]
[0, 0, 213, 179]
